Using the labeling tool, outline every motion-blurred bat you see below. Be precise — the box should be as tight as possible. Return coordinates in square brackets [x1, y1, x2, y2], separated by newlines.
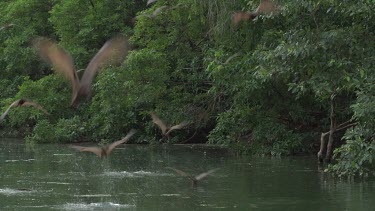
[70, 129, 137, 158]
[147, 0, 159, 6]
[166, 167, 220, 186]
[0, 23, 16, 31]
[134, 5, 168, 20]
[223, 52, 242, 65]
[151, 113, 188, 136]
[133, 3, 185, 22]
[33, 35, 130, 107]
[232, 0, 279, 25]
[0, 98, 50, 123]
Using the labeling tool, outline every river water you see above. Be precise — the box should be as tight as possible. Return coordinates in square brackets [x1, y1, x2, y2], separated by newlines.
[0, 138, 374, 210]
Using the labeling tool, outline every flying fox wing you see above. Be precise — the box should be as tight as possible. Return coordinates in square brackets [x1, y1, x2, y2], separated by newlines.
[33, 37, 79, 105]
[165, 121, 188, 135]
[76, 35, 129, 103]
[194, 168, 220, 181]
[151, 113, 168, 135]
[70, 145, 104, 157]
[105, 129, 137, 155]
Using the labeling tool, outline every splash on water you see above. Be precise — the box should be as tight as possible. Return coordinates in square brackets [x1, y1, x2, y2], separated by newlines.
[160, 193, 181, 197]
[0, 188, 34, 196]
[59, 202, 135, 210]
[45, 182, 71, 185]
[5, 159, 35, 162]
[103, 170, 170, 178]
[53, 154, 74, 156]
[73, 194, 112, 197]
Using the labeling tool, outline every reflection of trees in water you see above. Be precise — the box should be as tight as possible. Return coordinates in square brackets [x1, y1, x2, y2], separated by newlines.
[318, 165, 374, 210]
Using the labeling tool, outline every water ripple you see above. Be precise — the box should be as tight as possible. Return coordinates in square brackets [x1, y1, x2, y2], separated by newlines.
[73, 194, 112, 197]
[5, 159, 35, 162]
[103, 170, 170, 178]
[58, 202, 136, 210]
[0, 188, 35, 196]
[53, 154, 74, 156]
[160, 193, 181, 197]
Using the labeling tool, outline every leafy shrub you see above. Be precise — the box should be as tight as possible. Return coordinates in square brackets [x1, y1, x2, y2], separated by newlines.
[49, 0, 144, 67]
[26, 116, 87, 144]
[209, 107, 303, 156]
[328, 127, 375, 177]
[6, 75, 72, 128]
[328, 73, 375, 177]
[26, 119, 57, 143]
[54, 116, 87, 143]
[87, 48, 169, 141]
[0, 0, 54, 79]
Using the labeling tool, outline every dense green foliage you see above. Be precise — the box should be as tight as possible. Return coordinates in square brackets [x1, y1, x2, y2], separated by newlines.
[0, 0, 374, 177]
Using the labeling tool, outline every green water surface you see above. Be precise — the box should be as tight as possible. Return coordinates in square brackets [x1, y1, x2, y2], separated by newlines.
[0, 138, 374, 210]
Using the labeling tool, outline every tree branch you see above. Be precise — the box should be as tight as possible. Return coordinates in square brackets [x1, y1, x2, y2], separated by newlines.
[336, 122, 357, 132]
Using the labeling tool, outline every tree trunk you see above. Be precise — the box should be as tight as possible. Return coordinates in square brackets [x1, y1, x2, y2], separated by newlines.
[325, 97, 336, 163]
[317, 94, 357, 163]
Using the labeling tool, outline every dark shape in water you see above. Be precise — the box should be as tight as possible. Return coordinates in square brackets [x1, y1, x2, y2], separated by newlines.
[0, 98, 50, 124]
[32, 35, 130, 107]
[70, 129, 137, 158]
[166, 167, 220, 186]
[151, 113, 188, 136]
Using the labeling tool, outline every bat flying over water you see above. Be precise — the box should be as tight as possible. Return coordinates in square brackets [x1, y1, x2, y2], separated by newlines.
[166, 167, 220, 186]
[151, 113, 188, 136]
[70, 129, 137, 158]
[232, 0, 279, 25]
[33, 35, 130, 107]
[0, 99, 50, 124]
